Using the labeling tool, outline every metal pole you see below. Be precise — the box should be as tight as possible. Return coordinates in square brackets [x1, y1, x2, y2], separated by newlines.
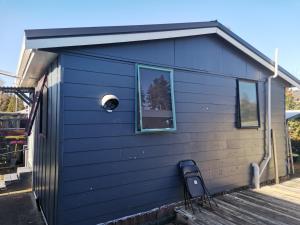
[0, 70, 19, 78]
[259, 49, 279, 177]
[286, 124, 291, 174]
[288, 133, 295, 174]
[272, 130, 279, 184]
[15, 95, 18, 112]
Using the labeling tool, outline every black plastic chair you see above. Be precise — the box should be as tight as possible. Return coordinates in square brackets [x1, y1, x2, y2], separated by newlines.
[178, 160, 217, 212]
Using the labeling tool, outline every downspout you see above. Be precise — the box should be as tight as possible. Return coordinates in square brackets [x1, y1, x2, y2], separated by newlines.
[252, 48, 278, 189]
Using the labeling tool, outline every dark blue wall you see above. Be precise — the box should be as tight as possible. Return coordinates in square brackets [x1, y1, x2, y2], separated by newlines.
[36, 34, 287, 225]
[33, 58, 61, 225]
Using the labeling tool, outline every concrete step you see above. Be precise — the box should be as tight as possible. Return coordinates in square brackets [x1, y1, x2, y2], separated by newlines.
[17, 167, 32, 180]
[0, 181, 5, 189]
[0, 167, 32, 194]
[4, 173, 18, 183]
[17, 167, 32, 175]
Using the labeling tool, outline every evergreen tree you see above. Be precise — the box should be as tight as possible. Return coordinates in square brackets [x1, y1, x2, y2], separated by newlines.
[146, 75, 171, 110]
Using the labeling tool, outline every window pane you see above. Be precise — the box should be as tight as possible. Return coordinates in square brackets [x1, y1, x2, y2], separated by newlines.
[138, 67, 175, 130]
[239, 81, 259, 127]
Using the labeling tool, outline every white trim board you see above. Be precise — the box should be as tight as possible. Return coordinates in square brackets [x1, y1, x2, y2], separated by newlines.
[25, 27, 217, 49]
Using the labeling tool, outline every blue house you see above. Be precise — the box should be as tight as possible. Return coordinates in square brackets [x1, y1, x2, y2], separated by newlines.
[16, 21, 300, 225]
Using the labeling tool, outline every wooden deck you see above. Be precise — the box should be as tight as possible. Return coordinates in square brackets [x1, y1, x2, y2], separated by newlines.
[175, 178, 300, 225]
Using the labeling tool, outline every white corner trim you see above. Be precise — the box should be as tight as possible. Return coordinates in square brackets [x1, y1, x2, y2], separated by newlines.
[25, 27, 217, 49]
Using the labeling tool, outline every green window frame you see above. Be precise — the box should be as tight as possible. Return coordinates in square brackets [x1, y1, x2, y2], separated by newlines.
[236, 79, 260, 128]
[136, 64, 176, 133]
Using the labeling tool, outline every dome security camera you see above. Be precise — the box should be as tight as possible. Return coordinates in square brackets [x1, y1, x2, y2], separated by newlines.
[101, 94, 119, 112]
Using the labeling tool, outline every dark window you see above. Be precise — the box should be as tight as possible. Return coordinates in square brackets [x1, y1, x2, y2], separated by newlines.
[237, 80, 260, 128]
[39, 93, 43, 133]
[39, 82, 48, 136]
[136, 65, 176, 132]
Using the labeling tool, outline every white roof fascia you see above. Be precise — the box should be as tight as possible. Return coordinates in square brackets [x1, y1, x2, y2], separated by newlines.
[25, 27, 217, 49]
[216, 29, 300, 89]
[19, 26, 299, 88]
[16, 37, 26, 76]
[17, 49, 34, 86]
[278, 70, 300, 89]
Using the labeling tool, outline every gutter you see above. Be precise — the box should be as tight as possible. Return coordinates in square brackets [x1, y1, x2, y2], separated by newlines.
[252, 49, 279, 189]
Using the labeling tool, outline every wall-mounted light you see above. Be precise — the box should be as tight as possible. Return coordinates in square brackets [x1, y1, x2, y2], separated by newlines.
[101, 94, 119, 112]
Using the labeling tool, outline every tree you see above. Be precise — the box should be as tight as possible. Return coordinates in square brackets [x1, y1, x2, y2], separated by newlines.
[286, 89, 300, 110]
[146, 75, 171, 110]
[0, 94, 25, 112]
[286, 89, 300, 153]
[0, 94, 10, 111]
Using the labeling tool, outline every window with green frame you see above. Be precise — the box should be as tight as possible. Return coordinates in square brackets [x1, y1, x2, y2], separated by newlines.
[136, 65, 176, 133]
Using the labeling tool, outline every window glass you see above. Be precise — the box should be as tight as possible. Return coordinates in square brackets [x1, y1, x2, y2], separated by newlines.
[39, 82, 48, 135]
[238, 80, 259, 128]
[137, 65, 176, 132]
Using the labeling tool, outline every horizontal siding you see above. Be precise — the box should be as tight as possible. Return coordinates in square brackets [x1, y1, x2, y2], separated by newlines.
[63, 132, 264, 153]
[63, 143, 264, 168]
[63, 123, 240, 139]
[58, 35, 288, 225]
[64, 111, 235, 124]
[68, 195, 179, 225]
[62, 160, 260, 197]
[62, 153, 266, 182]
[60, 187, 180, 225]
[64, 97, 236, 113]
[62, 176, 181, 210]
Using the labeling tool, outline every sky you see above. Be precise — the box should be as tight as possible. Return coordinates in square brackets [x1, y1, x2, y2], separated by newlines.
[0, 0, 300, 85]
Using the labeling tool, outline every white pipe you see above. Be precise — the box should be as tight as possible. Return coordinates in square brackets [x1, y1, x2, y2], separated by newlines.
[252, 48, 279, 188]
[274, 48, 279, 78]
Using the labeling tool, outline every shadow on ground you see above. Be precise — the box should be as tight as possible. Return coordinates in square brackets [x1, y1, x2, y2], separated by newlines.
[0, 192, 44, 225]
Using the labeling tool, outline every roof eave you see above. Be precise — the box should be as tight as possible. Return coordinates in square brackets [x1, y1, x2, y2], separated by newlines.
[17, 22, 300, 88]
[17, 47, 57, 87]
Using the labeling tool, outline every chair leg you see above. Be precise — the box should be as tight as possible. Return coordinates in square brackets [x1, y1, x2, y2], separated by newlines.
[188, 197, 195, 214]
[184, 187, 187, 209]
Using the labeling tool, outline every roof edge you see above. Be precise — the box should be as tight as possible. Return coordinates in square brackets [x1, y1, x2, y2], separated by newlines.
[24, 21, 219, 39]
[18, 21, 300, 88]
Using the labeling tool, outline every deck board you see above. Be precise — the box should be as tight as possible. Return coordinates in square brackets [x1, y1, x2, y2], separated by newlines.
[175, 178, 300, 225]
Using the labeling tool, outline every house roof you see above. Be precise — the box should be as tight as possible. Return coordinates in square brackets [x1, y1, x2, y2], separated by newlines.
[17, 21, 300, 88]
[286, 110, 300, 120]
